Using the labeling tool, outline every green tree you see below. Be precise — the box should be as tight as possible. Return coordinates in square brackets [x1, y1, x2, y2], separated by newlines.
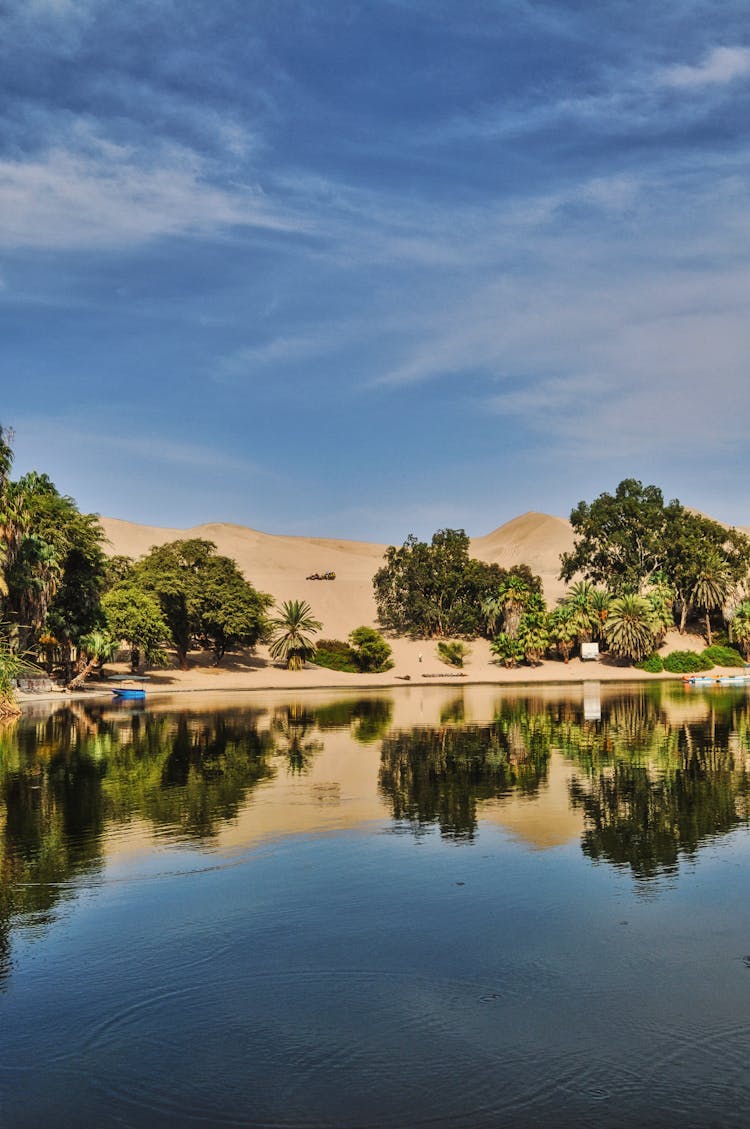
[191, 555, 273, 664]
[731, 601, 750, 659]
[691, 552, 731, 647]
[66, 630, 118, 689]
[131, 539, 271, 668]
[269, 600, 322, 669]
[349, 626, 393, 672]
[548, 605, 577, 663]
[374, 528, 541, 638]
[560, 479, 675, 594]
[517, 610, 549, 666]
[102, 585, 172, 671]
[2, 472, 107, 660]
[604, 594, 655, 662]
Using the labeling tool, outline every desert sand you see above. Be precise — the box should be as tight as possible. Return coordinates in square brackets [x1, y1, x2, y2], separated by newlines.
[16, 512, 738, 703]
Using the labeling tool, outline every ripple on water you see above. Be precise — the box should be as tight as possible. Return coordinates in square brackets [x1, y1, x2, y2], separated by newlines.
[66, 966, 582, 1129]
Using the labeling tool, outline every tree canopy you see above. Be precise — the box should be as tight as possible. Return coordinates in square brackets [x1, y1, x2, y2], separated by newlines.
[560, 480, 750, 631]
[373, 528, 541, 638]
[117, 539, 273, 667]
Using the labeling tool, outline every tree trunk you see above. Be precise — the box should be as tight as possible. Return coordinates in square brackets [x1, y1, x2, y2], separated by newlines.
[705, 611, 712, 647]
[67, 655, 99, 690]
[679, 601, 688, 634]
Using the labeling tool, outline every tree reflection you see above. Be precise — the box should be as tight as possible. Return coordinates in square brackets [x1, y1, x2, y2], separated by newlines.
[564, 692, 750, 881]
[379, 708, 551, 840]
[0, 704, 277, 983]
[311, 697, 393, 744]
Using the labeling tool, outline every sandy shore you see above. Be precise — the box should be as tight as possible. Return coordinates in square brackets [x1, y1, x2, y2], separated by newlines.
[17, 629, 739, 707]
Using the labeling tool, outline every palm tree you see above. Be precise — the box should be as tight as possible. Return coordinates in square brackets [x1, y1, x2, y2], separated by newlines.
[66, 630, 117, 689]
[644, 581, 675, 647]
[732, 600, 750, 659]
[269, 600, 322, 670]
[497, 575, 532, 638]
[517, 613, 549, 666]
[548, 605, 577, 663]
[562, 581, 599, 653]
[489, 632, 523, 668]
[604, 594, 654, 662]
[691, 554, 731, 646]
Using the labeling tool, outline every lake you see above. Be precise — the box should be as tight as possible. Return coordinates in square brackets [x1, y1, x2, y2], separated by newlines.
[1, 682, 749, 1128]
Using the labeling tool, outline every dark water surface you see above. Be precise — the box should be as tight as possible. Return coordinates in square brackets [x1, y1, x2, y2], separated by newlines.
[1, 683, 750, 1128]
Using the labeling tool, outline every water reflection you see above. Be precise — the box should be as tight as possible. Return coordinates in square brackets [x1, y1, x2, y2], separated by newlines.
[379, 706, 552, 839]
[1, 685, 750, 984]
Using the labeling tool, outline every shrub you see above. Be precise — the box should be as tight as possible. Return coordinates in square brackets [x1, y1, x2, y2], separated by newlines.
[701, 645, 746, 668]
[636, 653, 664, 673]
[312, 639, 358, 673]
[436, 641, 470, 668]
[663, 650, 714, 673]
[349, 627, 393, 673]
[490, 633, 524, 668]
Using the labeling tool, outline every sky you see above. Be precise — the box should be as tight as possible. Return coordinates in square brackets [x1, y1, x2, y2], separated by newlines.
[2, 0, 749, 541]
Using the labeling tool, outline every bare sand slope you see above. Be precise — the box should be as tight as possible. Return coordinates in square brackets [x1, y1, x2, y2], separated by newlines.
[472, 512, 574, 603]
[99, 512, 574, 636]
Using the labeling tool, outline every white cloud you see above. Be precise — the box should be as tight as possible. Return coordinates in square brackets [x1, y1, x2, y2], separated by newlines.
[660, 46, 750, 89]
[0, 133, 304, 250]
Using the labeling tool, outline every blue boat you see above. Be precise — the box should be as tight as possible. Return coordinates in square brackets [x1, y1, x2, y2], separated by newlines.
[109, 675, 149, 700]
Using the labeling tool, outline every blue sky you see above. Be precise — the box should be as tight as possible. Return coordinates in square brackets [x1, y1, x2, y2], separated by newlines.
[2, 0, 749, 540]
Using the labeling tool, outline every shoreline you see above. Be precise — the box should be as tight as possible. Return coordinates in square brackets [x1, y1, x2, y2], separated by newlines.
[14, 631, 743, 710]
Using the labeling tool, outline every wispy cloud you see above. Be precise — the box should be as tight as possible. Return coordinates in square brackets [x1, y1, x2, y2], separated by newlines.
[660, 45, 750, 88]
[0, 129, 303, 250]
[14, 417, 267, 477]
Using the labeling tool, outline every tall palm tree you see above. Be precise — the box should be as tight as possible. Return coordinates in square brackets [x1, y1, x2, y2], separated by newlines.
[548, 605, 577, 663]
[691, 554, 731, 646]
[562, 581, 599, 652]
[644, 581, 675, 647]
[604, 594, 654, 662]
[732, 600, 750, 659]
[497, 575, 532, 638]
[269, 600, 322, 670]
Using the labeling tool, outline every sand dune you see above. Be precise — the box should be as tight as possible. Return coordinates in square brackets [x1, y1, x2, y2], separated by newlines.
[99, 512, 573, 637]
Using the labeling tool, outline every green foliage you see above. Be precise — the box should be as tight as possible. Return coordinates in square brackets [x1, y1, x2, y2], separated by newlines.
[560, 481, 750, 639]
[373, 528, 541, 638]
[663, 650, 714, 673]
[269, 599, 322, 670]
[561, 479, 676, 594]
[0, 463, 108, 656]
[490, 633, 524, 668]
[102, 585, 172, 670]
[349, 626, 393, 672]
[635, 653, 664, 673]
[312, 639, 359, 673]
[436, 640, 470, 668]
[701, 645, 745, 668]
[547, 605, 577, 663]
[604, 594, 655, 662]
[517, 610, 550, 665]
[732, 600, 750, 659]
[131, 539, 272, 667]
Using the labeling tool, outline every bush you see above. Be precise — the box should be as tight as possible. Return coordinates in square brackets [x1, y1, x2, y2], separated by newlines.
[436, 641, 470, 668]
[636, 653, 664, 673]
[701, 645, 746, 668]
[349, 627, 393, 673]
[663, 650, 714, 674]
[312, 639, 358, 673]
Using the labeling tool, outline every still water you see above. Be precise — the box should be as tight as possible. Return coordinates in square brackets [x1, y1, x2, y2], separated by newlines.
[1, 683, 750, 1128]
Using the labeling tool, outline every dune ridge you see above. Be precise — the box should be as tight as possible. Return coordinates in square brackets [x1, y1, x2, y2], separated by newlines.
[99, 512, 574, 638]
